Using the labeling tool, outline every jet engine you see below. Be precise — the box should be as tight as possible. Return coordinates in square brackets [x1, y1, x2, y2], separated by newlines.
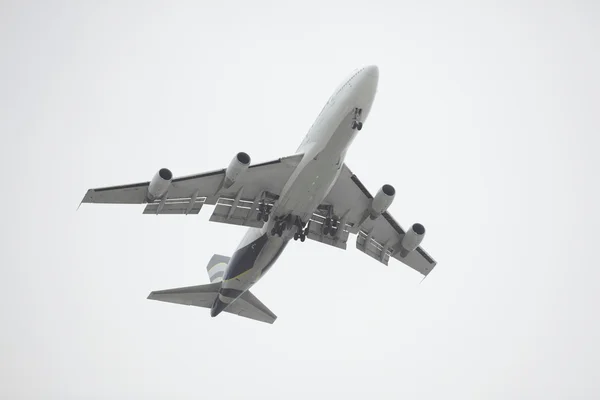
[399, 223, 426, 256]
[369, 184, 395, 219]
[224, 152, 251, 189]
[148, 168, 173, 200]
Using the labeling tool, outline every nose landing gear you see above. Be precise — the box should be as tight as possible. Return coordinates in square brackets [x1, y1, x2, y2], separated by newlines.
[351, 108, 363, 131]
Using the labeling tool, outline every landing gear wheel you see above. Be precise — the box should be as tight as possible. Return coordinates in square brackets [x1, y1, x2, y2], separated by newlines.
[271, 228, 277, 236]
[300, 234, 306, 242]
[262, 213, 269, 222]
[294, 233, 299, 241]
[352, 108, 363, 130]
[277, 222, 286, 237]
[330, 220, 338, 237]
[323, 225, 330, 235]
[257, 212, 263, 221]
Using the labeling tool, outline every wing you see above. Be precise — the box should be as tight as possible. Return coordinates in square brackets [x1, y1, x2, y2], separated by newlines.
[81, 154, 304, 227]
[316, 164, 437, 276]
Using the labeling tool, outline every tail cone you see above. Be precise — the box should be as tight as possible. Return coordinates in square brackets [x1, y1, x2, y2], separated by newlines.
[210, 298, 228, 317]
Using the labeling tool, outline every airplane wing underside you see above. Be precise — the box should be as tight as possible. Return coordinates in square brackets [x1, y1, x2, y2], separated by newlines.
[313, 164, 437, 277]
[81, 154, 304, 228]
[81, 156, 436, 276]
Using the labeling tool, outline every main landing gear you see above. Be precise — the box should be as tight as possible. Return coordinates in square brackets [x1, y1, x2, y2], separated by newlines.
[322, 217, 339, 237]
[256, 201, 272, 223]
[270, 218, 286, 237]
[293, 219, 309, 242]
[270, 215, 308, 241]
[351, 108, 363, 131]
[317, 204, 341, 238]
[271, 215, 294, 238]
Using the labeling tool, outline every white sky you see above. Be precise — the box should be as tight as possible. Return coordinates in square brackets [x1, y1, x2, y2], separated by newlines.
[1, 1, 599, 398]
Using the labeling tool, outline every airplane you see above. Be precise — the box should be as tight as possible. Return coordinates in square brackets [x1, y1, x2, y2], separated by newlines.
[80, 65, 437, 324]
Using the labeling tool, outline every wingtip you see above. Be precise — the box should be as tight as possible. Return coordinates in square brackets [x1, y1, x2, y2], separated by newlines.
[78, 189, 93, 210]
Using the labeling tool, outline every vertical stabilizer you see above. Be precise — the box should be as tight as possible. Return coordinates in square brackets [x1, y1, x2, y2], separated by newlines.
[206, 254, 230, 283]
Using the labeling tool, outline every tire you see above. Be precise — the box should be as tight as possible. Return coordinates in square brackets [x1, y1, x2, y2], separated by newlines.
[300, 235, 306, 242]
[263, 213, 269, 222]
[257, 212, 263, 221]
[323, 225, 330, 235]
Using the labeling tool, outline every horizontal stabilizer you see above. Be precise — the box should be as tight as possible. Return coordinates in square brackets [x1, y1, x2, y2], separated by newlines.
[147, 283, 277, 324]
[227, 291, 277, 324]
[147, 282, 221, 308]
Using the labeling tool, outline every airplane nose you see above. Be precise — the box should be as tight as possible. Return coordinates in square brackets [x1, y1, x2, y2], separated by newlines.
[353, 65, 379, 97]
[364, 65, 379, 80]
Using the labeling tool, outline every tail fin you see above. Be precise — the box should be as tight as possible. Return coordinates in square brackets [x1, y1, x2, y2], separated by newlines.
[206, 254, 230, 283]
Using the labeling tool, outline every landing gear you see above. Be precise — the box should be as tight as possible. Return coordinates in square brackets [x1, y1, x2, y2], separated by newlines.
[271, 215, 311, 241]
[256, 202, 272, 222]
[270, 213, 292, 238]
[293, 218, 308, 242]
[351, 108, 363, 131]
[271, 220, 286, 237]
[323, 217, 339, 237]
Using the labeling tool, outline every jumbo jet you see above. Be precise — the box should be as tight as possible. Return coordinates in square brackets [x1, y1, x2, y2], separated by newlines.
[81, 65, 437, 324]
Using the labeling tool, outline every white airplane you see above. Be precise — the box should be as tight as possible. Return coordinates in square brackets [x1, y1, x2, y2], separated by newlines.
[81, 65, 437, 324]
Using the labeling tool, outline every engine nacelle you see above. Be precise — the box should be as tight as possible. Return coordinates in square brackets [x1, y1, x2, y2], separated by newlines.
[369, 184, 395, 219]
[399, 223, 426, 256]
[224, 152, 251, 189]
[148, 168, 172, 200]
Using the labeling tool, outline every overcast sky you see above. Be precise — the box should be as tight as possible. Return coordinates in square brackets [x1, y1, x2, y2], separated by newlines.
[1, 1, 599, 399]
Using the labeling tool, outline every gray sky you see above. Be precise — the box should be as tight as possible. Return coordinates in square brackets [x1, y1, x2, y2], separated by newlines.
[1, 1, 599, 398]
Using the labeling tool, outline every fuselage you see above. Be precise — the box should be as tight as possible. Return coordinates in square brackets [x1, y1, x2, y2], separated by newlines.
[211, 66, 379, 317]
